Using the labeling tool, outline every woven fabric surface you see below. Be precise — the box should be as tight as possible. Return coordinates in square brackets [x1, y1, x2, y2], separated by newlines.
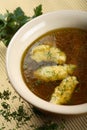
[0, 0, 87, 129]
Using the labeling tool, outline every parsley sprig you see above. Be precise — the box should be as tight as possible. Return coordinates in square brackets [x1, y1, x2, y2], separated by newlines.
[0, 5, 42, 46]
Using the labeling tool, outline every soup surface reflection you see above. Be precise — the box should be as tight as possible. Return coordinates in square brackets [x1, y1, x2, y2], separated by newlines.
[21, 28, 87, 105]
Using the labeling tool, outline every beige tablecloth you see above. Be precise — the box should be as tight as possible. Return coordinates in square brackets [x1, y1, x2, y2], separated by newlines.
[0, 0, 87, 130]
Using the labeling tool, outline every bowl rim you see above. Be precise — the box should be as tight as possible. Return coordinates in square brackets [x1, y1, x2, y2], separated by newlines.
[6, 10, 87, 115]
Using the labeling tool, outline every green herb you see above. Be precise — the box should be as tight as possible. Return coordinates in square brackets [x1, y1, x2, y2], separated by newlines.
[11, 105, 32, 128]
[32, 107, 44, 116]
[0, 103, 32, 128]
[34, 121, 65, 130]
[0, 90, 11, 100]
[32, 4, 43, 18]
[0, 123, 5, 130]
[12, 95, 17, 100]
[75, 86, 80, 93]
[0, 102, 11, 121]
[11, 105, 32, 122]
[1, 102, 10, 109]
[35, 80, 42, 86]
[0, 5, 42, 46]
[0, 127, 5, 130]
[46, 51, 52, 59]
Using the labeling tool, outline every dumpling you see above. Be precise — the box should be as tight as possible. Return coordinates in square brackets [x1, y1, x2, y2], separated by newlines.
[34, 64, 76, 82]
[50, 76, 79, 105]
[30, 44, 66, 64]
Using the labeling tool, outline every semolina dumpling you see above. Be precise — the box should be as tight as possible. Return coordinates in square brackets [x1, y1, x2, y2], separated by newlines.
[50, 76, 79, 104]
[34, 64, 76, 82]
[30, 44, 66, 64]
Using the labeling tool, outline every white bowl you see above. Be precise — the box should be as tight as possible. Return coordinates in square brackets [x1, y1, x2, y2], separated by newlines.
[6, 10, 87, 115]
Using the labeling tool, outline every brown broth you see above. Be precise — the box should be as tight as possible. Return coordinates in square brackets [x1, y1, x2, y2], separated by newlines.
[21, 28, 87, 105]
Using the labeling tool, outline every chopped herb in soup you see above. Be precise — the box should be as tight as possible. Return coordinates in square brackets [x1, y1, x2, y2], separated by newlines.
[21, 28, 87, 105]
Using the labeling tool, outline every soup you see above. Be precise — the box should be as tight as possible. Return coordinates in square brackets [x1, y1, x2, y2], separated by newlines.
[21, 28, 87, 105]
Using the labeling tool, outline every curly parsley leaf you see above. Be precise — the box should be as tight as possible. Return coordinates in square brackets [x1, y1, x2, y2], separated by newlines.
[0, 5, 43, 46]
[32, 4, 43, 18]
